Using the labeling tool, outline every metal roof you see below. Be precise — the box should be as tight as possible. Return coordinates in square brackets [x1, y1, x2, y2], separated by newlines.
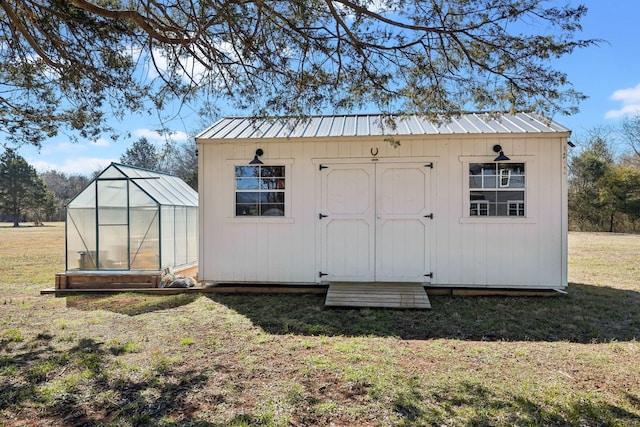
[196, 112, 570, 140]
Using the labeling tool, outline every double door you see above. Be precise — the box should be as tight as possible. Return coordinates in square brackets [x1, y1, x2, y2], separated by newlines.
[320, 162, 433, 282]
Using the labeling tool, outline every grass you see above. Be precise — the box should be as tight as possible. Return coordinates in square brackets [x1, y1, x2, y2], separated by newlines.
[0, 222, 639, 426]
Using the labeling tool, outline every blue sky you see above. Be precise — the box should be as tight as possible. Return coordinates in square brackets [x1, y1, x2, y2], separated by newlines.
[17, 0, 640, 175]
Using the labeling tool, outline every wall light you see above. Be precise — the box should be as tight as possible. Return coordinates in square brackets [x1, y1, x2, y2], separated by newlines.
[493, 144, 510, 161]
[249, 148, 264, 165]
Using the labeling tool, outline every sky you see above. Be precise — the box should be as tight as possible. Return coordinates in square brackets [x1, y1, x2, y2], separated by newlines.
[15, 0, 640, 176]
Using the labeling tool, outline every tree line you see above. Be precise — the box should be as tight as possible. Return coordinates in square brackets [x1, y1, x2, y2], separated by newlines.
[0, 138, 197, 226]
[569, 115, 640, 233]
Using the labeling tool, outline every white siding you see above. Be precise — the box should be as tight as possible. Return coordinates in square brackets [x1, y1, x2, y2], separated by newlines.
[198, 132, 568, 289]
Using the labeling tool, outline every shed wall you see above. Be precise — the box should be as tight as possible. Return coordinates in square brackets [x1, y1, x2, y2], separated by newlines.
[198, 134, 567, 289]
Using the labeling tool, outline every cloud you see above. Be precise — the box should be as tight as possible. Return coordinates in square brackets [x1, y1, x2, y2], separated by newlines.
[133, 128, 190, 145]
[605, 83, 640, 119]
[91, 137, 111, 147]
[30, 157, 116, 175]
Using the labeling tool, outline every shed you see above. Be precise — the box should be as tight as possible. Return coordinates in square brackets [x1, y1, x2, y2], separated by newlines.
[196, 113, 570, 293]
[61, 163, 198, 288]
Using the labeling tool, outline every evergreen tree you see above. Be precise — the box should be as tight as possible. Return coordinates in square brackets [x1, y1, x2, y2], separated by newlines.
[0, 1, 597, 147]
[0, 149, 55, 226]
[119, 137, 161, 171]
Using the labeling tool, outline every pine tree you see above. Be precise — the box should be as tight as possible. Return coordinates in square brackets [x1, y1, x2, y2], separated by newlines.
[0, 149, 55, 227]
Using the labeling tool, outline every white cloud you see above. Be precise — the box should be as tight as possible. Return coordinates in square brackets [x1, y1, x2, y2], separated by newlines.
[91, 137, 111, 147]
[133, 128, 190, 145]
[605, 83, 640, 119]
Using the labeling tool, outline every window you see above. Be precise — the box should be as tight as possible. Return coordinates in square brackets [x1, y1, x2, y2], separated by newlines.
[235, 166, 285, 216]
[469, 163, 525, 216]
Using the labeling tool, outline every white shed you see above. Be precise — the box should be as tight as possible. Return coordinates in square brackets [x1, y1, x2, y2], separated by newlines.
[196, 112, 570, 291]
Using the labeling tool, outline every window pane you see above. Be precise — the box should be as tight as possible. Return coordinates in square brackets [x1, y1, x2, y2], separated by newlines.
[260, 178, 285, 190]
[236, 177, 260, 190]
[259, 192, 285, 203]
[506, 176, 525, 188]
[498, 163, 525, 174]
[469, 163, 496, 176]
[236, 204, 259, 216]
[497, 191, 524, 202]
[235, 166, 259, 178]
[470, 191, 496, 203]
[261, 204, 285, 216]
[469, 176, 483, 188]
[261, 166, 285, 177]
[236, 192, 260, 204]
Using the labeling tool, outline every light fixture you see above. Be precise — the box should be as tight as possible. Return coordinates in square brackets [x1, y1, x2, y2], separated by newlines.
[493, 144, 510, 162]
[249, 148, 264, 165]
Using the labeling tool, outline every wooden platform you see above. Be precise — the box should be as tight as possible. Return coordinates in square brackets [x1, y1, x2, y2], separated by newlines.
[325, 282, 431, 309]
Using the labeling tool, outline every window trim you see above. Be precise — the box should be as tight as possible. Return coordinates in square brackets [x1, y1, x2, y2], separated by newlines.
[225, 158, 294, 222]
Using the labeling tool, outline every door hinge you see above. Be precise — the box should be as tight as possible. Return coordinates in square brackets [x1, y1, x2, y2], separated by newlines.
[319, 164, 328, 170]
[318, 213, 328, 220]
[424, 213, 434, 219]
[424, 272, 433, 278]
[319, 271, 328, 277]
[424, 162, 434, 169]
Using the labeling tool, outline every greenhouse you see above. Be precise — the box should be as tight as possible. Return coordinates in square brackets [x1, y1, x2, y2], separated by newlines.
[65, 163, 198, 273]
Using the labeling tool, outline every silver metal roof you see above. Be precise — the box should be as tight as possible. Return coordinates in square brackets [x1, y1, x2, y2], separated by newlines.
[196, 112, 570, 140]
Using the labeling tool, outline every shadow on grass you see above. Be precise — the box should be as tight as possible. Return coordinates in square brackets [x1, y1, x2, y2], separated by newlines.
[206, 282, 640, 342]
[405, 380, 640, 426]
[0, 334, 215, 426]
[66, 292, 200, 316]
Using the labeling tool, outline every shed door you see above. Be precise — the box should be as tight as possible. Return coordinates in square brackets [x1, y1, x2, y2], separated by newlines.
[320, 163, 432, 282]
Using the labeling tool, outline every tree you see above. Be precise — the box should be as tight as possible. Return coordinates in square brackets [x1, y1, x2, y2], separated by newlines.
[120, 137, 198, 189]
[598, 166, 640, 232]
[568, 131, 614, 231]
[166, 141, 198, 190]
[120, 137, 162, 170]
[0, 149, 55, 226]
[622, 114, 640, 157]
[40, 170, 90, 220]
[620, 114, 640, 169]
[1, 1, 597, 147]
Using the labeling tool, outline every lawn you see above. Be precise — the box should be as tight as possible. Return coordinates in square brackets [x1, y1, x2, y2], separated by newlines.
[1, 223, 639, 426]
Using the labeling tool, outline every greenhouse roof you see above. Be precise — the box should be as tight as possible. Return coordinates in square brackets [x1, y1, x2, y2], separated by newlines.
[69, 163, 198, 208]
[103, 163, 198, 207]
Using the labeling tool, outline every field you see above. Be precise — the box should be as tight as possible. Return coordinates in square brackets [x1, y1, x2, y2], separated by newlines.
[1, 223, 639, 426]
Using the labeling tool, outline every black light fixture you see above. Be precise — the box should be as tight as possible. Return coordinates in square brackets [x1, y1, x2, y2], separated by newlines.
[249, 148, 264, 165]
[493, 144, 510, 161]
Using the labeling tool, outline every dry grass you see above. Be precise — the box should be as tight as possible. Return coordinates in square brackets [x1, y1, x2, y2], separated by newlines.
[1, 223, 639, 426]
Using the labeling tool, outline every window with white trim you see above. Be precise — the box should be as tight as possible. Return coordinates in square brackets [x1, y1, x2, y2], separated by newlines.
[235, 166, 285, 216]
[469, 163, 525, 216]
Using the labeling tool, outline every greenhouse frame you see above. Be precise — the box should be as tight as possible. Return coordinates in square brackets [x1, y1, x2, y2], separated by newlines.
[65, 163, 198, 274]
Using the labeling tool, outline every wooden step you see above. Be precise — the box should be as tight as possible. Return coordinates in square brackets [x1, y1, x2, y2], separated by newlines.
[325, 282, 431, 309]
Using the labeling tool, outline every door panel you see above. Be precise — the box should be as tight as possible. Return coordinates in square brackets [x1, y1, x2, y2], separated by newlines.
[321, 162, 431, 282]
[321, 165, 375, 281]
[376, 164, 430, 281]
